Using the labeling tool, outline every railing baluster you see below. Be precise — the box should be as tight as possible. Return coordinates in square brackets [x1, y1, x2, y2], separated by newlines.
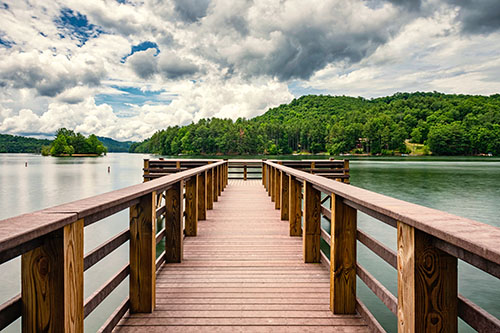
[303, 181, 321, 263]
[129, 192, 156, 313]
[166, 181, 183, 263]
[22, 218, 84, 332]
[207, 168, 214, 209]
[397, 222, 458, 332]
[185, 176, 198, 236]
[274, 169, 281, 210]
[213, 165, 219, 202]
[198, 171, 207, 220]
[289, 175, 302, 236]
[280, 171, 289, 221]
[330, 194, 357, 314]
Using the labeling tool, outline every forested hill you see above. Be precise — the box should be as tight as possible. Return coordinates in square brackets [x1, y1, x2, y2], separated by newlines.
[0, 133, 134, 153]
[0, 134, 51, 153]
[130, 92, 500, 156]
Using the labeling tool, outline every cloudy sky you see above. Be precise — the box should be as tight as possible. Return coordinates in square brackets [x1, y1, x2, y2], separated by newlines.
[1, 0, 500, 141]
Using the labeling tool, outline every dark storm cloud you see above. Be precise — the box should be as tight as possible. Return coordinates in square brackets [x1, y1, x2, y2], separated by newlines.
[159, 57, 199, 79]
[386, 0, 421, 11]
[173, 0, 211, 23]
[127, 49, 200, 80]
[449, 0, 500, 34]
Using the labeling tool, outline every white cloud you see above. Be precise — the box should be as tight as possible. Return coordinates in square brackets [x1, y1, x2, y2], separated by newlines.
[0, 0, 500, 141]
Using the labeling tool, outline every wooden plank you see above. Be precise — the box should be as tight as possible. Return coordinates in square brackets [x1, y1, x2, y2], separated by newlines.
[207, 169, 213, 210]
[143, 159, 149, 182]
[117, 180, 368, 332]
[280, 171, 289, 221]
[303, 181, 321, 263]
[270, 167, 275, 201]
[185, 176, 198, 236]
[397, 221, 457, 332]
[198, 171, 207, 220]
[166, 182, 183, 263]
[213, 166, 219, 202]
[21, 219, 84, 332]
[330, 194, 356, 314]
[130, 193, 156, 313]
[288, 176, 302, 237]
[0, 294, 21, 330]
[84, 229, 129, 271]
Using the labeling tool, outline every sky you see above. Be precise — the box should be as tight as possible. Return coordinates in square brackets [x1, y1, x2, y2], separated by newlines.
[1, 0, 500, 141]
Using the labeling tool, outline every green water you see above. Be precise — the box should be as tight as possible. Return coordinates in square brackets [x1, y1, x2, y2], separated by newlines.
[0, 154, 499, 332]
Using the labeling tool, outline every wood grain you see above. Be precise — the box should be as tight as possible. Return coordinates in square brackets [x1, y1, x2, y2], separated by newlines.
[274, 169, 281, 210]
[130, 193, 156, 313]
[213, 166, 219, 202]
[21, 219, 84, 332]
[330, 194, 356, 314]
[185, 176, 198, 236]
[289, 176, 302, 237]
[198, 171, 207, 220]
[280, 171, 289, 221]
[397, 221, 457, 332]
[207, 169, 213, 210]
[166, 182, 183, 263]
[303, 181, 321, 263]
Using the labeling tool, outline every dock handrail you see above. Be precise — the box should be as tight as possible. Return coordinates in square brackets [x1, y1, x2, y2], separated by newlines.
[0, 160, 228, 332]
[263, 160, 500, 332]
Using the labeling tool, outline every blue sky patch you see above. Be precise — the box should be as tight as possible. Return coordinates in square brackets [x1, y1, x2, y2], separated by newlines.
[287, 81, 327, 97]
[121, 41, 160, 62]
[54, 8, 104, 46]
[2, 3, 9, 10]
[95, 86, 172, 117]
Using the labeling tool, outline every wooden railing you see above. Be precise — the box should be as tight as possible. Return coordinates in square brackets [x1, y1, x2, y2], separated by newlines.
[142, 159, 218, 181]
[227, 159, 262, 180]
[263, 160, 500, 332]
[269, 159, 350, 182]
[0, 160, 228, 332]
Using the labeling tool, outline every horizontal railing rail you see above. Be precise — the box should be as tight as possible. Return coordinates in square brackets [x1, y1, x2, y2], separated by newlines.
[269, 159, 350, 183]
[0, 160, 228, 332]
[263, 160, 500, 333]
[228, 159, 262, 180]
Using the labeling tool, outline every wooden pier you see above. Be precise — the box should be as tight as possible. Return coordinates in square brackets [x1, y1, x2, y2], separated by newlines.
[0, 159, 499, 332]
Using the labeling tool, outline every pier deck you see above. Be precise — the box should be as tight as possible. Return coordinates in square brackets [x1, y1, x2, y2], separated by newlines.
[114, 180, 369, 332]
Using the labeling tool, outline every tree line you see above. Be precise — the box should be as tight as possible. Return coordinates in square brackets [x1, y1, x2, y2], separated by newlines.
[129, 92, 500, 156]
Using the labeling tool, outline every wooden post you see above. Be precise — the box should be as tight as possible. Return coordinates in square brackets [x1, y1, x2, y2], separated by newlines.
[280, 171, 289, 221]
[185, 176, 198, 236]
[262, 163, 265, 185]
[143, 159, 149, 182]
[176, 160, 181, 170]
[397, 222, 457, 332]
[22, 219, 84, 332]
[274, 168, 281, 210]
[330, 194, 357, 314]
[310, 161, 315, 174]
[244, 164, 247, 181]
[270, 167, 275, 201]
[344, 160, 350, 184]
[130, 193, 156, 313]
[166, 181, 183, 263]
[218, 165, 222, 196]
[207, 168, 213, 209]
[303, 181, 321, 263]
[225, 163, 228, 186]
[289, 175, 302, 236]
[213, 165, 219, 202]
[198, 171, 207, 220]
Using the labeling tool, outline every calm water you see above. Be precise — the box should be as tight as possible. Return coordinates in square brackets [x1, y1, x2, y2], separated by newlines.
[0, 154, 499, 332]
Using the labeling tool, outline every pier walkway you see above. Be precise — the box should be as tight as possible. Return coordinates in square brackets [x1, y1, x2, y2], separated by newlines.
[115, 180, 368, 332]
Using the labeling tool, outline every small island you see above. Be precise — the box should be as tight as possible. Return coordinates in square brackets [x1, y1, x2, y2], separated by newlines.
[41, 128, 107, 157]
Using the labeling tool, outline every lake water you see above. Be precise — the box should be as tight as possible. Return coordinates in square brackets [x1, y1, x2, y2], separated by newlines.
[0, 153, 499, 332]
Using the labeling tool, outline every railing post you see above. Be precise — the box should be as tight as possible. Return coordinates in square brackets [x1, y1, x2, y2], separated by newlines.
[198, 171, 207, 220]
[244, 164, 247, 181]
[176, 161, 181, 170]
[22, 219, 84, 332]
[262, 162, 265, 186]
[397, 222, 457, 332]
[289, 175, 302, 236]
[280, 171, 289, 220]
[213, 165, 219, 202]
[218, 165, 222, 196]
[270, 167, 275, 201]
[166, 181, 183, 263]
[185, 176, 198, 236]
[330, 194, 356, 314]
[274, 169, 281, 210]
[207, 168, 213, 209]
[344, 160, 350, 184]
[143, 159, 150, 182]
[225, 162, 228, 186]
[303, 181, 321, 262]
[130, 192, 156, 313]
[310, 161, 315, 173]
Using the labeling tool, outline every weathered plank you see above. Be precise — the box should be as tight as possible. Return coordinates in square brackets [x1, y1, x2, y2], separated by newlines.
[185, 176, 198, 236]
[289, 176, 302, 237]
[198, 171, 207, 220]
[280, 171, 289, 221]
[165, 182, 183, 263]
